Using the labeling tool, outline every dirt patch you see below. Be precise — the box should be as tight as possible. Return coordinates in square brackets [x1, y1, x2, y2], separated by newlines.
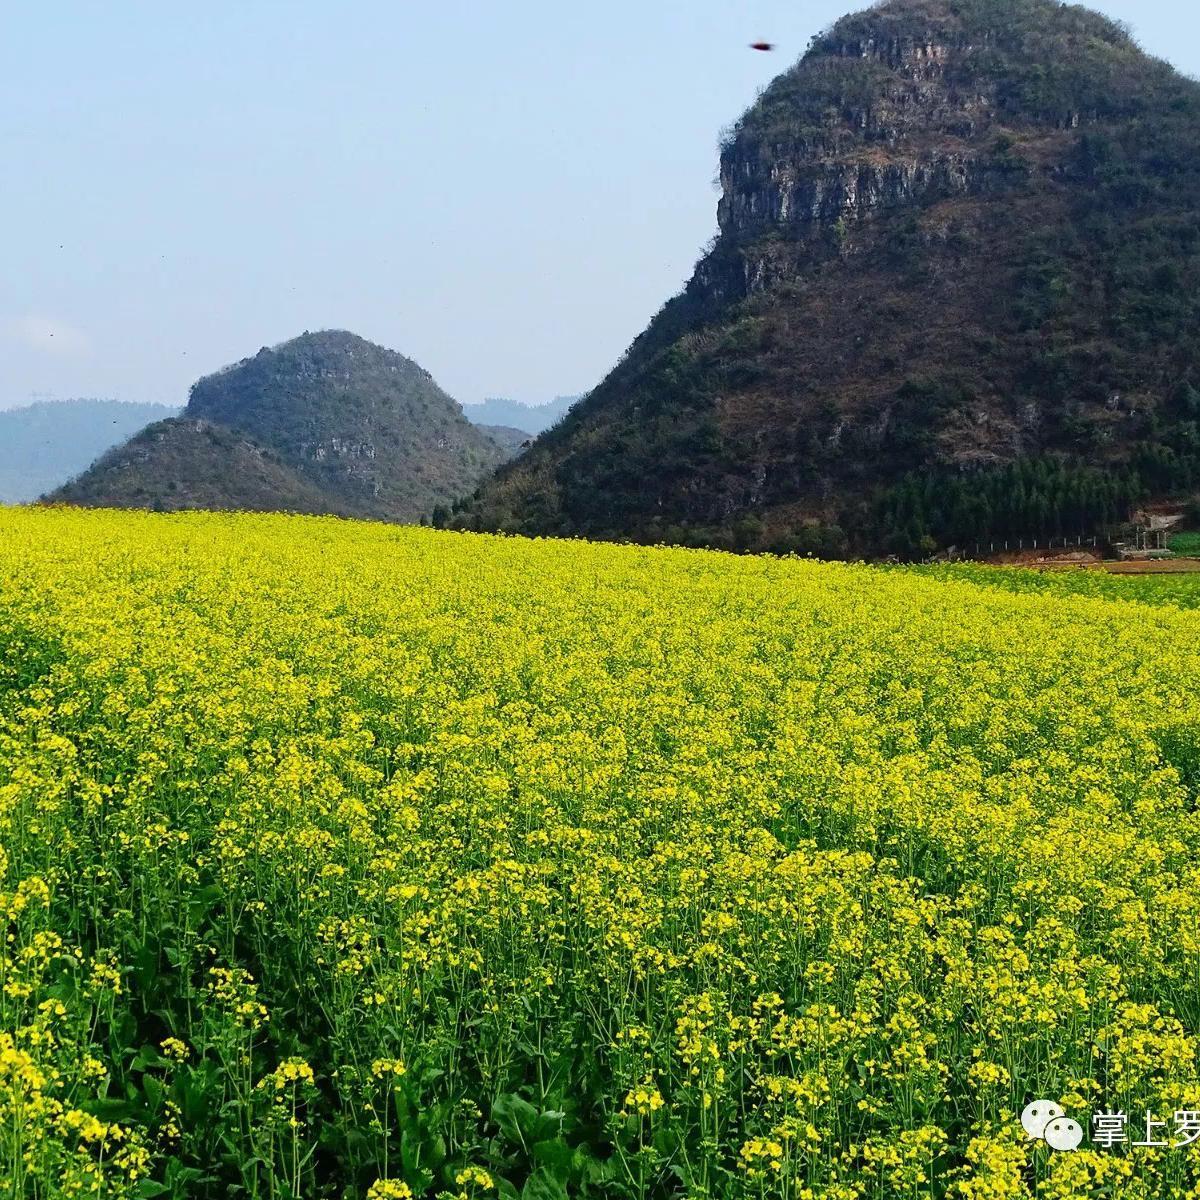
[1104, 558, 1200, 574]
[966, 550, 1200, 574]
[980, 548, 1103, 568]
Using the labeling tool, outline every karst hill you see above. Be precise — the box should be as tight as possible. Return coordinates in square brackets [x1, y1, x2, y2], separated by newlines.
[464, 0, 1200, 555]
[51, 331, 508, 521]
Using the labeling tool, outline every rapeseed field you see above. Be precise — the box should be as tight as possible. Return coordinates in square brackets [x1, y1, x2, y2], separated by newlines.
[3, 507, 1200, 1199]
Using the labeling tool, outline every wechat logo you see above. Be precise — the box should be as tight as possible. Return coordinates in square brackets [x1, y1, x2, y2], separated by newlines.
[1022, 1100, 1083, 1151]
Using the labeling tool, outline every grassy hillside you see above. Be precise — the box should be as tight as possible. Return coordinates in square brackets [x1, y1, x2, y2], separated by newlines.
[3, 507, 1200, 1197]
[186, 331, 506, 522]
[49, 418, 340, 514]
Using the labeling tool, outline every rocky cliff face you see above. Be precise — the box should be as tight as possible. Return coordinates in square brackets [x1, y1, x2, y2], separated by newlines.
[464, 0, 1200, 555]
[702, 19, 1080, 301]
[718, 43, 991, 235]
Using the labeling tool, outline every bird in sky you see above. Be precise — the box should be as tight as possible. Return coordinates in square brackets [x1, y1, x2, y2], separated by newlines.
[750, 41, 775, 51]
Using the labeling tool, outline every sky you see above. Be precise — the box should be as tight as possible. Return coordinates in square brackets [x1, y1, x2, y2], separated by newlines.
[2, 1, 1198, 412]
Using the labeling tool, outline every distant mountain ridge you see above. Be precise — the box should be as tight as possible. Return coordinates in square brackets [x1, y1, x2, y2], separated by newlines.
[461, 395, 578, 436]
[475, 425, 531, 456]
[0, 399, 180, 504]
[50, 332, 508, 521]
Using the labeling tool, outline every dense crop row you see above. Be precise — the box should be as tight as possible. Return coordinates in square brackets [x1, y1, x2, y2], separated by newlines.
[3, 509, 1200, 1198]
[909, 562, 1200, 610]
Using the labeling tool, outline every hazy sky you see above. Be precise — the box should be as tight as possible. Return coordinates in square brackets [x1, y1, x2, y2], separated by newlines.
[3, 1, 1197, 411]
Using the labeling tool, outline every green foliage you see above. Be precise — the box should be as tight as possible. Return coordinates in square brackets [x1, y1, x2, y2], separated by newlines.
[909, 559, 1200, 609]
[49, 419, 341, 516]
[871, 457, 1158, 554]
[1167, 530, 1200, 556]
[767, 523, 848, 559]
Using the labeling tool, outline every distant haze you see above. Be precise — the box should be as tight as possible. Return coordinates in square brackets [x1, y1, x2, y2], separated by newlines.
[0, 400, 181, 502]
[461, 396, 579, 435]
[3, 0, 1196, 412]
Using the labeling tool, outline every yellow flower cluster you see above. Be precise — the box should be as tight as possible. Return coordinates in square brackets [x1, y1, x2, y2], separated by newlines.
[623, 1077, 666, 1117]
[455, 1165, 495, 1189]
[371, 1058, 408, 1079]
[368, 1181, 414, 1199]
[2, 506, 1200, 1198]
[259, 1056, 315, 1092]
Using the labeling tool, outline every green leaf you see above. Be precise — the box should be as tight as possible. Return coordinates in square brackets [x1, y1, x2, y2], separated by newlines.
[131, 1044, 170, 1071]
[521, 1168, 569, 1200]
[83, 1098, 135, 1121]
[142, 1074, 164, 1109]
[164, 1161, 216, 1189]
[400, 1128, 421, 1174]
[428, 1133, 447, 1168]
[581, 1155, 619, 1186]
[530, 1138, 573, 1178]
[493, 1093, 540, 1149]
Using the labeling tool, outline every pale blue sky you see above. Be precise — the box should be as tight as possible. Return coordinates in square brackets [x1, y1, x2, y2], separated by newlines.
[2, 1, 1196, 411]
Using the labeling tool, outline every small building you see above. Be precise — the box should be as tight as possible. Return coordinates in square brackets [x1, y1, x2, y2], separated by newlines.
[1113, 525, 1171, 560]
